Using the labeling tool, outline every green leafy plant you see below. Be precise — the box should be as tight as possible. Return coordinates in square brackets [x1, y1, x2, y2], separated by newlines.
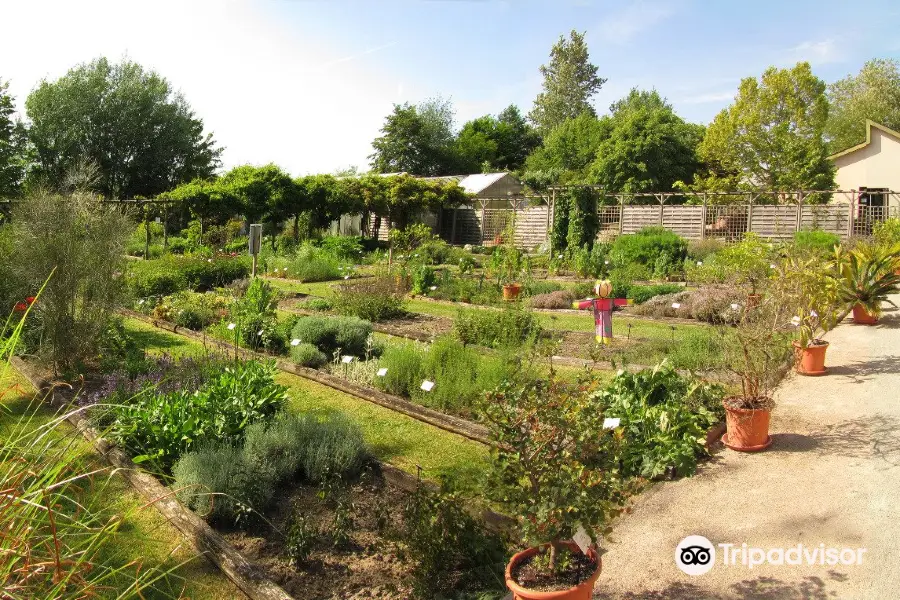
[481, 374, 628, 572]
[691, 233, 773, 294]
[303, 297, 333, 312]
[285, 513, 317, 566]
[873, 217, 900, 247]
[834, 241, 900, 318]
[127, 255, 250, 297]
[373, 342, 424, 397]
[771, 253, 840, 348]
[792, 229, 840, 255]
[609, 227, 688, 276]
[589, 363, 725, 478]
[332, 276, 405, 321]
[453, 306, 541, 349]
[290, 315, 373, 357]
[109, 360, 287, 470]
[291, 342, 328, 368]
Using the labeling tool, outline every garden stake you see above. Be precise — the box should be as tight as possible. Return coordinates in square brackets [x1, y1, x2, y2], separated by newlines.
[573, 279, 632, 344]
[670, 325, 676, 343]
[627, 322, 632, 340]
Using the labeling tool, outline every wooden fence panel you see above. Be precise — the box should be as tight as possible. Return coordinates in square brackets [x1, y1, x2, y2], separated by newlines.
[513, 206, 550, 248]
[621, 206, 660, 234]
[750, 206, 799, 240]
[662, 205, 704, 239]
[799, 204, 850, 236]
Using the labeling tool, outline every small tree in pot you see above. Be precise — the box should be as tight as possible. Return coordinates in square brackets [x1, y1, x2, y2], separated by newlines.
[771, 254, 840, 375]
[481, 374, 628, 599]
[718, 289, 794, 452]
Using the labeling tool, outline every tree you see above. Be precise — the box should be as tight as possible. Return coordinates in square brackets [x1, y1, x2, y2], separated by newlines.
[524, 112, 609, 183]
[826, 58, 900, 153]
[382, 174, 469, 230]
[165, 178, 236, 246]
[218, 165, 296, 247]
[529, 31, 605, 134]
[0, 78, 27, 198]
[26, 57, 221, 198]
[589, 89, 703, 193]
[694, 62, 834, 195]
[369, 97, 457, 176]
[455, 105, 541, 173]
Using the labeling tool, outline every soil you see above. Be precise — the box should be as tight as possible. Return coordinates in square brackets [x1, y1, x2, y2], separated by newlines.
[554, 330, 642, 362]
[222, 467, 413, 600]
[723, 394, 775, 411]
[381, 312, 452, 338]
[511, 546, 597, 592]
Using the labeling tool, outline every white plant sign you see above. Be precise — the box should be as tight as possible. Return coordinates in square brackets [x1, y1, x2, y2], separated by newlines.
[341, 355, 354, 364]
[573, 524, 592, 555]
[420, 380, 435, 392]
[602, 417, 621, 429]
[377, 368, 388, 377]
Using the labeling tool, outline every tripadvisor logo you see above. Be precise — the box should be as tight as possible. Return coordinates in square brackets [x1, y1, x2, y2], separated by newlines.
[675, 536, 867, 576]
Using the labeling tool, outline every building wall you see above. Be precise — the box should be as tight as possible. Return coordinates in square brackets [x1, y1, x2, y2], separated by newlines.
[833, 128, 900, 204]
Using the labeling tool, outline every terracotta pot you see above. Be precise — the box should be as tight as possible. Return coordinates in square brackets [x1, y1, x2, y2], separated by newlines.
[793, 340, 828, 376]
[503, 283, 522, 301]
[506, 542, 601, 600]
[746, 293, 762, 309]
[722, 401, 772, 452]
[852, 303, 878, 325]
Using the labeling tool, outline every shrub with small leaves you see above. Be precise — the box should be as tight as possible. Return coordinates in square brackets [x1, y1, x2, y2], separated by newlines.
[303, 297, 333, 312]
[453, 305, 541, 348]
[291, 342, 328, 368]
[332, 276, 405, 321]
[285, 513, 317, 566]
[290, 315, 373, 357]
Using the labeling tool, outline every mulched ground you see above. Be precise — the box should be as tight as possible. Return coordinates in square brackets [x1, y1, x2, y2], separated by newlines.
[221, 468, 413, 600]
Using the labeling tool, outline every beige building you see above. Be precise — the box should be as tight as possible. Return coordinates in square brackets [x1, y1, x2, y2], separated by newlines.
[830, 120, 900, 209]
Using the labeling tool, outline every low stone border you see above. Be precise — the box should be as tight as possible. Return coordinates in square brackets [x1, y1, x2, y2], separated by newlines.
[11, 357, 292, 600]
[120, 310, 492, 445]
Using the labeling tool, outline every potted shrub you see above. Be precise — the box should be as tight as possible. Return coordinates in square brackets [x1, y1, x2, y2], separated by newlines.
[719, 289, 794, 451]
[490, 244, 525, 300]
[481, 375, 627, 599]
[835, 242, 900, 325]
[772, 254, 840, 375]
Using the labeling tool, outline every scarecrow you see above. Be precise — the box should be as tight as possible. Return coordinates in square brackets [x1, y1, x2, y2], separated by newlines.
[573, 280, 631, 345]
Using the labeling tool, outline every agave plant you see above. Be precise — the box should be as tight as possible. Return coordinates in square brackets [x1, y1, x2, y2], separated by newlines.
[834, 242, 900, 318]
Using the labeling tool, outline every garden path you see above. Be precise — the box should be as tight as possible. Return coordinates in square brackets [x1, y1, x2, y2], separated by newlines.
[593, 294, 900, 600]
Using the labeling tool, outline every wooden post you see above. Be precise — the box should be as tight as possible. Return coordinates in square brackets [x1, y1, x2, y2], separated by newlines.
[746, 196, 753, 234]
[143, 203, 150, 260]
[796, 191, 804, 234]
[618, 194, 625, 234]
[700, 193, 707, 239]
[163, 204, 168, 249]
[479, 200, 486, 246]
[658, 195, 664, 226]
[545, 193, 552, 243]
[450, 207, 458, 244]
[848, 190, 856, 238]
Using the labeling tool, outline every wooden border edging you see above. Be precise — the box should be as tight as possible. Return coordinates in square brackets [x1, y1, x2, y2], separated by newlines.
[10, 357, 292, 600]
[119, 310, 492, 445]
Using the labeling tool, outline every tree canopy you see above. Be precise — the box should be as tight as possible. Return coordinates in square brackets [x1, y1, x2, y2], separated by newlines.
[0, 79, 27, 198]
[25, 57, 221, 198]
[455, 105, 541, 173]
[693, 62, 834, 193]
[524, 112, 609, 184]
[590, 89, 703, 192]
[528, 30, 605, 134]
[826, 58, 900, 153]
[369, 97, 458, 176]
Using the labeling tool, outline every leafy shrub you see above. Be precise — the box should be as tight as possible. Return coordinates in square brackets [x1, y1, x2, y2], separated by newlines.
[523, 280, 563, 296]
[332, 276, 405, 321]
[874, 217, 900, 246]
[267, 243, 344, 282]
[418, 337, 480, 413]
[151, 291, 231, 330]
[687, 233, 773, 293]
[411, 264, 436, 295]
[589, 364, 724, 478]
[229, 278, 284, 353]
[793, 229, 841, 255]
[610, 227, 688, 275]
[687, 238, 725, 261]
[399, 484, 506, 598]
[291, 342, 327, 368]
[428, 272, 500, 305]
[172, 443, 275, 526]
[453, 306, 541, 348]
[570, 242, 611, 278]
[530, 290, 575, 309]
[108, 360, 287, 470]
[417, 238, 453, 265]
[318, 236, 364, 260]
[285, 513, 316, 566]
[629, 283, 683, 305]
[290, 315, 373, 357]
[374, 343, 424, 397]
[127, 256, 250, 297]
[303, 297, 333, 312]
[9, 192, 130, 371]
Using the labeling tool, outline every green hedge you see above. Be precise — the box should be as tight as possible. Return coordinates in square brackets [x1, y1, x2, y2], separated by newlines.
[610, 227, 687, 273]
[126, 256, 250, 297]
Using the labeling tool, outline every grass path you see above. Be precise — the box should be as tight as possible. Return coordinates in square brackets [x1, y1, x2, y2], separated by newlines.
[123, 318, 491, 493]
[1, 368, 244, 600]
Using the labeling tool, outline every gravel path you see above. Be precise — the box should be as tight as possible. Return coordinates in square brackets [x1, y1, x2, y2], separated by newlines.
[593, 295, 900, 600]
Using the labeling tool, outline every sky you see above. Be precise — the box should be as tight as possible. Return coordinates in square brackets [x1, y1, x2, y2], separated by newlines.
[2, 0, 899, 176]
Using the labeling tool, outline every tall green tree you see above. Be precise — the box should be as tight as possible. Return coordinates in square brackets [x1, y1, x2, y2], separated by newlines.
[454, 116, 500, 174]
[826, 58, 900, 153]
[455, 105, 541, 173]
[694, 62, 834, 194]
[590, 89, 703, 192]
[219, 165, 296, 246]
[524, 112, 609, 183]
[369, 96, 457, 176]
[26, 57, 221, 198]
[0, 79, 27, 198]
[529, 31, 605, 134]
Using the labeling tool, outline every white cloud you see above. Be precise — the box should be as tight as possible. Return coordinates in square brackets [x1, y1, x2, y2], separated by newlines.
[783, 38, 845, 66]
[596, 1, 677, 45]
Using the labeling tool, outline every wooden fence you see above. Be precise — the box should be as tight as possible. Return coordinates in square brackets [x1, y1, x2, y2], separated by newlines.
[430, 190, 900, 248]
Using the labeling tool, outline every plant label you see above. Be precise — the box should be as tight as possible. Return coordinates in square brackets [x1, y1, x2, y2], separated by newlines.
[731, 303, 740, 310]
[602, 417, 621, 429]
[770, 263, 777, 269]
[696, 261, 703, 266]
[155, 217, 161, 223]
[377, 367, 388, 377]
[227, 323, 236, 330]
[290, 338, 301, 346]
[429, 286, 437, 291]
[257, 329, 264, 336]
[420, 380, 435, 392]
[573, 525, 592, 555]
[341, 355, 354, 364]
[344, 275, 350, 280]
[671, 302, 681, 309]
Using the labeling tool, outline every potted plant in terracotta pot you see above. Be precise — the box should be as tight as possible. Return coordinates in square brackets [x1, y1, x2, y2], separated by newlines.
[834, 242, 900, 325]
[771, 254, 840, 376]
[481, 375, 628, 599]
[718, 289, 794, 451]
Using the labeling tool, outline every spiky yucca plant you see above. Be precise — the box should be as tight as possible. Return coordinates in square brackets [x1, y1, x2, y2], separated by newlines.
[834, 242, 900, 318]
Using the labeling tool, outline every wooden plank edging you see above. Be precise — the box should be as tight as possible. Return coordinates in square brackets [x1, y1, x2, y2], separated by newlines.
[10, 357, 292, 600]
